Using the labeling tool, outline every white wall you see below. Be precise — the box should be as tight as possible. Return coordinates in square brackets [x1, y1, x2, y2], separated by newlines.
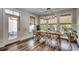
[0, 8, 38, 48]
[19, 9, 38, 40]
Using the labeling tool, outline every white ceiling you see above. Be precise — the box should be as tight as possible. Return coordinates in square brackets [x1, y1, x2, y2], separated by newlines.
[17, 8, 73, 16]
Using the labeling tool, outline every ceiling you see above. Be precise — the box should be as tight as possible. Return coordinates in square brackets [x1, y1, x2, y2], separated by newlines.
[17, 8, 73, 16]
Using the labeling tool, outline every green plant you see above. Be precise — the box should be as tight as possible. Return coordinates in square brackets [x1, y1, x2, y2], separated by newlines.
[62, 26, 78, 39]
[36, 25, 40, 31]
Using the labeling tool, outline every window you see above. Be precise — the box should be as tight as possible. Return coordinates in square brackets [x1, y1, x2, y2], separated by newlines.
[40, 16, 57, 31]
[39, 13, 72, 32]
[5, 9, 20, 16]
[30, 16, 35, 25]
[40, 19, 47, 24]
[40, 19, 47, 31]
[48, 17, 57, 31]
[59, 14, 72, 32]
[29, 16, 36, 32]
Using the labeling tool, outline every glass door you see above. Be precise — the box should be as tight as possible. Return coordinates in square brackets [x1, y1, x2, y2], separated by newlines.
[8, 15, 19, 40]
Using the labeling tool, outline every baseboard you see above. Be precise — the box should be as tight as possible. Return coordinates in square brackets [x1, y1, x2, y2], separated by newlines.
[6, 36, 34, 46]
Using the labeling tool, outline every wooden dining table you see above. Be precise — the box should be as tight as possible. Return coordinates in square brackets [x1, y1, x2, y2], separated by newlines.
[35, 31, 63, 50]
[36, 31, 62, 38]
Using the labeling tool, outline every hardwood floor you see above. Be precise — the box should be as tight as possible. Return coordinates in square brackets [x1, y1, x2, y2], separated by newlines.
[0, 37, 79, 51]
[0, 38, 53, 51]
[7, 39, 40, 51]
[31, 43, 54, 51]
[0, 38, 39, 51]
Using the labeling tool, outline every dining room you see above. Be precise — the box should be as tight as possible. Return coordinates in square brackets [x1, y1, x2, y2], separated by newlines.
[0, 8, 79, 51]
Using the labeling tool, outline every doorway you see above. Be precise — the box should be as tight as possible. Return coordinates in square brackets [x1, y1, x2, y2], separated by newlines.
[8, 15, 19, 40]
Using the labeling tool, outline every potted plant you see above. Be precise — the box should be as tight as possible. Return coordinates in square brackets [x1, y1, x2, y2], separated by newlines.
[36, 24, 41, 31]
[62, 26, 78, 43]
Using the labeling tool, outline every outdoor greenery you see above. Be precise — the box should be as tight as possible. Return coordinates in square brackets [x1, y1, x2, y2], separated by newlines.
[39, 24, 56, 31]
